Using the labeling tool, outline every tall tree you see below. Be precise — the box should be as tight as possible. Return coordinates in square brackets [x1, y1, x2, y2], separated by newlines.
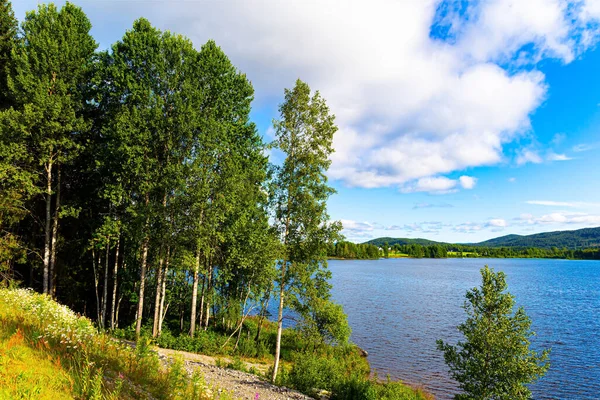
[270, 79, 341, 382]
[437, 266, 550, 399]
[4, 2, 96, 294]
[0, 0, 17, 109]
[98, 19, 202, 337]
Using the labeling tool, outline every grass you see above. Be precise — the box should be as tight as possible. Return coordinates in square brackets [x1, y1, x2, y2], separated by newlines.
[118, 315, 431, 400]
[0, 288, 227, 400]
[386, 252, 410, 258]
[447, 251, 479, 257]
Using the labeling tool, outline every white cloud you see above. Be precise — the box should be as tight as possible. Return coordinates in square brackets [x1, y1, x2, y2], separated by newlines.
[572, 142, 598, 152]
[51, 0, 600, 189]
[459, 175, 478, 189]
[546, 152, 572, 161]
[516, 149, 543, 165]
[412, 202, 454, 209]
[401, 176, 459, 194]
[487, 218, 508, 228]
[401, 175, 477, 194]
[340, 219, 378, 241]
[516, 211, 600, 225]
[454, 222, 483, 233]
[508, 177, 516, 182]
[526, 200, 600, 207]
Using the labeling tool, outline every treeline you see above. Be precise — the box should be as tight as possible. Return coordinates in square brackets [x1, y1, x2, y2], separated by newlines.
[327, 241, 381, 259]
[0, 1, 347, 382]
[337, 242, 600, 260]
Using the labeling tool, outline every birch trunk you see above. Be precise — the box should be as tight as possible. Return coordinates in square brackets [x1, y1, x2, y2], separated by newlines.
[135, 227, 150, 337]
[203, 263, 212, 330]
[152, 255, 164, 337]
[115, 292, 123, 329]
[49, 165, 60, 298]
[158, 248, 169, 335]
[110, 238, 120, 330]
[43, 160, 53, 294]
[189, 249, 201, 337]
[101, 241, 110, 329]
[198, 276, 205, 329]
[271, 259, 287, 383]
[92, 249, 101, 325]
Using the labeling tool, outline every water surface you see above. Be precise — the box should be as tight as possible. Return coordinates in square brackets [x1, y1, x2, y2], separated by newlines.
[328, 258, 600, 399]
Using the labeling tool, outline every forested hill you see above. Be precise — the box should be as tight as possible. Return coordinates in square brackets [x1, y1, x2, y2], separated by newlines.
[365, 237, 445, 247]
[475, 227, 600, 249]
[366, 227, 600, 249]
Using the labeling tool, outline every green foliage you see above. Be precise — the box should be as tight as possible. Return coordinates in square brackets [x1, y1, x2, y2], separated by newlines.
[437, 266, 550, 399]
[270, 78, 343, 380]
[0, 0, 17, 109]
[329, 241, 381, 259]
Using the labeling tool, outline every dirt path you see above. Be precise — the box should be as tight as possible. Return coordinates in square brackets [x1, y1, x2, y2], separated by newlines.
[154, 346, 315, 400]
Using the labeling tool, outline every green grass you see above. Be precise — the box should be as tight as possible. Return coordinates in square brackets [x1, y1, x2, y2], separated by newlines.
[387, 252, 410, 258]
[0, 288, 225, 400]
[447, 251, 479, 257]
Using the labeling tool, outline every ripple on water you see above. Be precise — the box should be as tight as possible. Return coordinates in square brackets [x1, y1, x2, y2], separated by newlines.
[328, 258, 600, 400]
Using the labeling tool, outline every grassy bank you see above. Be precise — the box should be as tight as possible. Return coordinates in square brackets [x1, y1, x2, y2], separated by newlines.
[115, 318, 431, 400]
[0, 288, 222, 399]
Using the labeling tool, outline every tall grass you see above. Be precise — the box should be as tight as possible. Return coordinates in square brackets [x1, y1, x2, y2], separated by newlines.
[0, 288, 222, 399]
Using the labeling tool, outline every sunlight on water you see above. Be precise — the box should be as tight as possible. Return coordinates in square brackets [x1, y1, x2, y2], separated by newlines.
[328, 258, 600, 400]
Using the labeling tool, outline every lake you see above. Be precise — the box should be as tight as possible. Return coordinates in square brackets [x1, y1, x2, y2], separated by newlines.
[327, 258, 600, 399]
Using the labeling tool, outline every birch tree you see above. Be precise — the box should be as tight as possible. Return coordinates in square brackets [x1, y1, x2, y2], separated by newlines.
[270, 79, 341, 382]
[5, 3, 96, 294]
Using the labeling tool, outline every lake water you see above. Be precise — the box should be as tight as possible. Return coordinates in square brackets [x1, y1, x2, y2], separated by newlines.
[327, 258, 600, 399]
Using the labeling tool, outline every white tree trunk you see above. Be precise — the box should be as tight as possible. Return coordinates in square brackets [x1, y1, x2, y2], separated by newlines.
[189, 249, 200, 337]
[110, 238, 120, 330]
[158, 248, 169, 335]
[204, 263, 212, 330]
[49, 165, 61, 297]
[152, 254, 164, 337]
[43, 160, 53, 295]
[135, 232, 149, 337]
[101, 241, 110, 329]
[272, 260, 287, 383]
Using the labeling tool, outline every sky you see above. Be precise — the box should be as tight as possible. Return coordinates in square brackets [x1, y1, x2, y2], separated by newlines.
[12, 0, 600, 243]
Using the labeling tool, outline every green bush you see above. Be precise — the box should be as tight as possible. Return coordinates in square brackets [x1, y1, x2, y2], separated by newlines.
[286, 352, 346, 395]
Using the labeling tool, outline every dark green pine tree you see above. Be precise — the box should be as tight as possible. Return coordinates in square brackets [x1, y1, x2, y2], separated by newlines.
[437, 266, 550, 400]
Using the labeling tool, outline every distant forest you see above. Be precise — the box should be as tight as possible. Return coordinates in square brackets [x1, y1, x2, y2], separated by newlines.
[328, 227, 600, 260]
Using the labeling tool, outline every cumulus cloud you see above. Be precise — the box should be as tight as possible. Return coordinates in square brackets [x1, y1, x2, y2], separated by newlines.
[41, 0, 600, 189]
[487, 218, 508, 228]
[401, 175, 477, 194]
[459, 175, 478, 189]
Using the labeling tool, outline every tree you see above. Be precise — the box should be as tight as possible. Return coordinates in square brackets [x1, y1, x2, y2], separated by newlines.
[5, 3, 97, 295]
[270, 79, 342, 382]
[0, 0, 17, 109]
[437, 266, 550, 400]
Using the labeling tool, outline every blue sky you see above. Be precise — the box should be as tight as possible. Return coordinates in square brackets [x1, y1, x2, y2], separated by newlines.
[12, 0, 600, 243]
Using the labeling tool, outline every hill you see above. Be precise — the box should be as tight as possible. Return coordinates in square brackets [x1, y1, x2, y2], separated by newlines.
[475, 227, 600, 249]
[365, 237, 448, 247]
[365, 227, 600, 249]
